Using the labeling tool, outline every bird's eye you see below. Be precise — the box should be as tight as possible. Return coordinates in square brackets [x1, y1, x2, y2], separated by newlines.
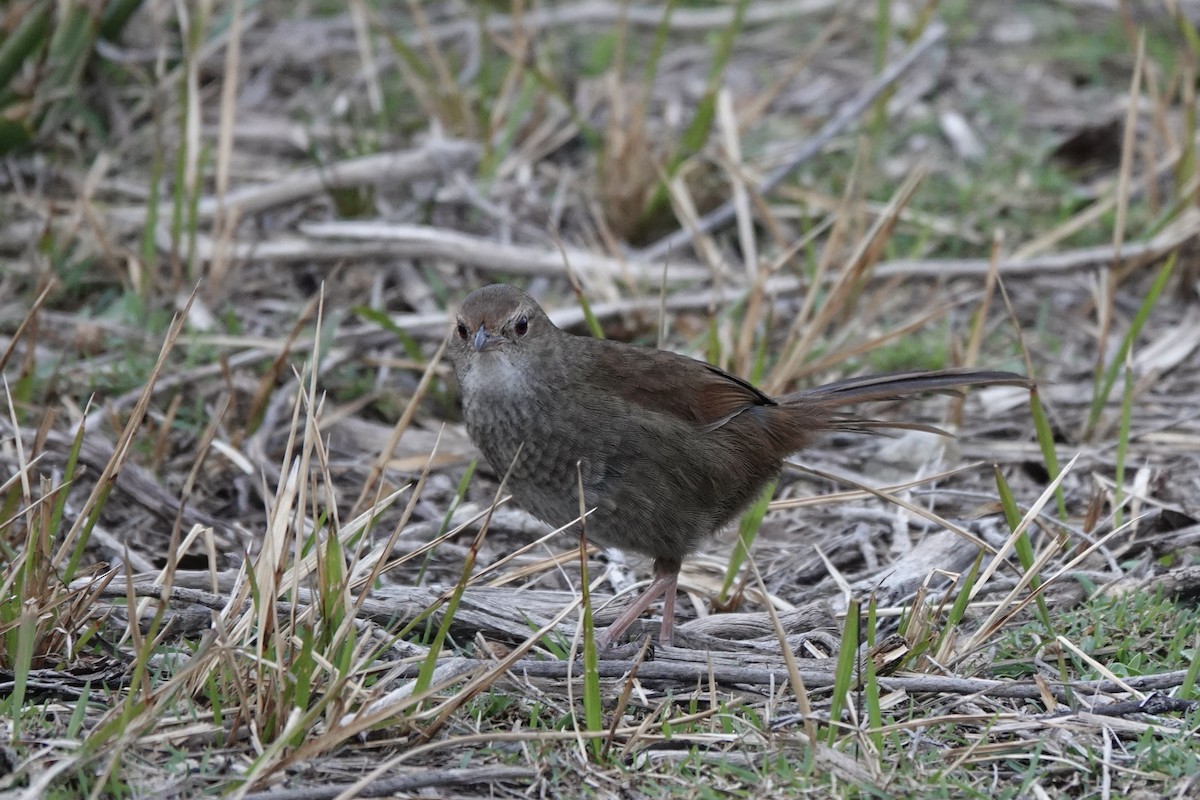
[456, 322, 469, 340]
[514, 315, 529, 336]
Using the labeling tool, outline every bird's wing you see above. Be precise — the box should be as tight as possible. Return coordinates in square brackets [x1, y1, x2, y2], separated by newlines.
[590, 340, 774, 431]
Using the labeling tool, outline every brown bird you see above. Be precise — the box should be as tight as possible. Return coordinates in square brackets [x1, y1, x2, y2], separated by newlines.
[449, 283, 1029, 648]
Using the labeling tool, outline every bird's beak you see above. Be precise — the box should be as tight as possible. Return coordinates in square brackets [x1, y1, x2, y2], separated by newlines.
[472, 324, 502, 352]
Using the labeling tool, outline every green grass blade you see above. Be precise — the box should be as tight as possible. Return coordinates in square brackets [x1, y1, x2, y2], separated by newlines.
[47, 421, 86, 551]
[1113, 362, 1134, 529]
[869, 0, 892, 137]
[827, 598, 860, 745]
[100, 0, 147, 41]
[417, 458, 477, 584]
[640, 0, 678, 89]
[1086, 252, 1175, 437]
[1028, 387, 1067, 519]
[1181, 632, 1200, 699]
[644, 0, 748, 217]
[719, 480, 775, 604]
[65, 483, 113, 580]
[934, 551, 982, 661]
[0, 5, 52, 90]
[577, 536, 603, 758]
[413, 467, 508, 699]
[670, 0, 747, 167]
[568, 282, 605, 340]
[5, 603, 39, 738]
[996, 466, 1054, 635]
[864, 598, 883, 752]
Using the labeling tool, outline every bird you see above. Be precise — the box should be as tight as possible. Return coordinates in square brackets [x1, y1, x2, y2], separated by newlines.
[448, 283, 1030, 648]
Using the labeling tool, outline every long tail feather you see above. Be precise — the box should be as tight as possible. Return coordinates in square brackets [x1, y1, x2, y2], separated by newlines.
[775, 369, 1032, 439]
[784, 368, 1031, 408]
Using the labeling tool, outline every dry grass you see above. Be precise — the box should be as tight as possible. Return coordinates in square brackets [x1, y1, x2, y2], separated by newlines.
[2, 1, 1200, 798]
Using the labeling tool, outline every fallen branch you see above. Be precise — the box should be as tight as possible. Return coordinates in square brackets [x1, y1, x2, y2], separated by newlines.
[297, 221, 711, 285]
[500, 659, 1192, 704]
[194, 140, 481, 220]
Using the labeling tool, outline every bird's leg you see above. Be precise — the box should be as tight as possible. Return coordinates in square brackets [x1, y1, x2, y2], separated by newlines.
[657, 566, 677, 645]
[595, 557, 681, 649]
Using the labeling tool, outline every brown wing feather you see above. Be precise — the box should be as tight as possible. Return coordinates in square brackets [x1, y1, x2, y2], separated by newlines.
[585, 340, 1029, 443]
[591, 339, 775, 429]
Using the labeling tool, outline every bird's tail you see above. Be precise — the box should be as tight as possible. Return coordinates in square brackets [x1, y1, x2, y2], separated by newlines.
[778, 368, 1032, 436]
